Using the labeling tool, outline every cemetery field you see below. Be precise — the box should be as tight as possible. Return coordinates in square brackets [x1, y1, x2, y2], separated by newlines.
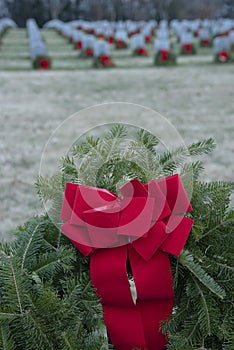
[0, 29, 234, 239]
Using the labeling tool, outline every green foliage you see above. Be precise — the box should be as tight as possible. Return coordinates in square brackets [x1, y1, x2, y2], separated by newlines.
[164, 179, 234, 350]
[154, 51, 177, 66]
[1, 125, 233, 349]
[0, 216, 107, 349]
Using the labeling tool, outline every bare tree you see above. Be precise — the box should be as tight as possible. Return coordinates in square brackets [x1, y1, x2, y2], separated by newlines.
[48, 0, 70, 19]
[0, 0, 10, 18]
[1, 0, 232, 27]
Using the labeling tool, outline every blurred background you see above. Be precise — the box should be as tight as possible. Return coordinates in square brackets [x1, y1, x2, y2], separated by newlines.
[0, 0, 234, 26]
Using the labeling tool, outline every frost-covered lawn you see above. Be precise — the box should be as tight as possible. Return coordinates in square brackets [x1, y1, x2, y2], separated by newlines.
[0, 29, 234, 239]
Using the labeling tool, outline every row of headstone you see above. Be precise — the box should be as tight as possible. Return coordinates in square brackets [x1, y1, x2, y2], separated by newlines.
[43, 18, 234, 65]
[43, 18, 234, 38]
[44, 19, 148, 58]
[170, 18, 234, 37]
[43, 19, 156, 43]
[44, 19, 176, 64]
[27, 19, 51, 69]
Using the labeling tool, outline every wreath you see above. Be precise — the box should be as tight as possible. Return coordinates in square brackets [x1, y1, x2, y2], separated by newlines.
[0, 125, 233, 350]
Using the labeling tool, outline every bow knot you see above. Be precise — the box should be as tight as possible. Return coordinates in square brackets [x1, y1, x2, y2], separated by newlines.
[60, 174, 193, 261]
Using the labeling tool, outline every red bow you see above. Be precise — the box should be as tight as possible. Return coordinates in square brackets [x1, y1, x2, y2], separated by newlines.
[60, 175, 193, 350]
[202, 39, 209, 46]
[136, 47, 149, 56]
[145, 35, 152, 43]
[85, 48, 94, 57]
[116, 39, 126, 48]
[108, 36, 114, 44]
[100, 55, 115, 67]
[160, 49, 169, 62]
[39, 58, 50, 70]
[218, 51, 229, 62]
[184, 43, 192, 53]
[76, 40, 82, 49]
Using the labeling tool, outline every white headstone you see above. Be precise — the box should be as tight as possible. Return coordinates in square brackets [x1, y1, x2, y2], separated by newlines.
[115, 29, 128, 42]
[180, 32, 194, 44]
[154, 39, 170, 53]
[157, 29, 169, 41]
[82, 34, 95, 50]
[213, 36, 230, 54]
[72, 30, 84, 43]
[199, 28, 210, 40]
[131, 34, 145, 50]
[94, 40, 110, 57]
[229, 30, 234, 44]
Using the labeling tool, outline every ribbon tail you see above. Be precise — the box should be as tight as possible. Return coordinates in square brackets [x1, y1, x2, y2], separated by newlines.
[128, 245, 174, 350]
[90, 246, 147, 350]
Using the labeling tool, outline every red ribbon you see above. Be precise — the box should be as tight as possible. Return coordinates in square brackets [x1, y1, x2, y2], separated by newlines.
[184, 43, 192, 54]
[108, 36, 114, 44]
[160, 50, 169, 62]
[117, 39, 126, 48]
[145, 35, 152, 43]
[60, 175, 193, 350]
[218, 51, 229, 62]
[76, 40, 82, 49]
[136, 47, 149, 56]
[202, 39, 209, 46]
[85, 48, 94, 57]
[100, 55, 115, 67]
[39, 58, 50, 70]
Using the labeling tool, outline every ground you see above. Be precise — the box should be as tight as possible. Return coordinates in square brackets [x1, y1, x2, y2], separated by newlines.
[0, 29, 234, 239]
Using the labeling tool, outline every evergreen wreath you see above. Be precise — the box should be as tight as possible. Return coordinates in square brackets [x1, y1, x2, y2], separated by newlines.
[0, 125, 233, 350]
[154, 51, 177, 66]
[93, 56, 115, 68]
[180, 44, 197, 55]
[214, 52, 234, 64]
[32, 56, 52, 70]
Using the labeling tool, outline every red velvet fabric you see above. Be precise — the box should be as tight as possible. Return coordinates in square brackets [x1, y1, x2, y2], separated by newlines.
[218, 51, 229, 62]
[100, 55, 115, 67]
[184, 43, 192, 53]
[60, 175, 193, 349]
[39, 58, 50, 70]
[85, 48, 94, 56]
[136, 47, 149, 56]
[160, 50, 169, 62]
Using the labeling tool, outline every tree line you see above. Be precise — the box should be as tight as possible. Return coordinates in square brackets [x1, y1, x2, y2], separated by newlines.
[0, 0, 233, 27]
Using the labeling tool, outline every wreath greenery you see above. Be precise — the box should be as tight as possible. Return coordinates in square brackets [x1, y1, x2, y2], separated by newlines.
[0, 125, 233, 350]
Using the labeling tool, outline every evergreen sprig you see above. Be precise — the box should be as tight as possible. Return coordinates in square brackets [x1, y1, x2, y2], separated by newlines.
[0, 216, 106, 350]
[1, 125, 233, 349]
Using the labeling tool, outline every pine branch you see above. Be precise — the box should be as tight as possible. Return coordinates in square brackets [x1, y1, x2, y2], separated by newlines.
[23, 314, 55, 350]
[198, 215, 234, 241]
[136, 128, 159, 153]
[21, 224, 40, 270]
[179, 250, 226, 299]
[192, 277, 211, 336]
[9, 258, 23, 315]
[0, 325, 15, 350]
[29, 247, 75, 280]
[187, 138, 216, 156]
